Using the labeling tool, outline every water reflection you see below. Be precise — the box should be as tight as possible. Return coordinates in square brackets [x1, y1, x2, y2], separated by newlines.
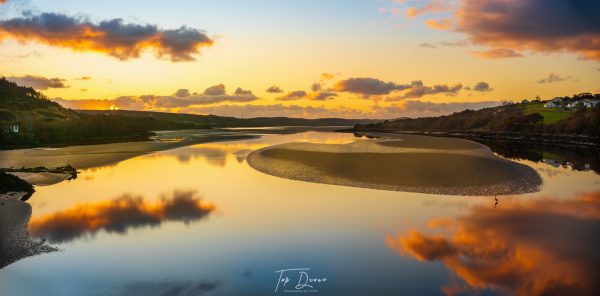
[386, 191, 600, 295]
[475, 139, 600, 174]
[2, 131, 600, 295]
[29, 191, 215, 244]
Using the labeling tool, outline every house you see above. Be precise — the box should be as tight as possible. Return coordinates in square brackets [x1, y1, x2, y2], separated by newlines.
[568, 99, 600, 109]
[583, 99, 600, 108]
[544, 101, 560, 108]
[7, 123, 19, 133]
[544, 97, 563, 108]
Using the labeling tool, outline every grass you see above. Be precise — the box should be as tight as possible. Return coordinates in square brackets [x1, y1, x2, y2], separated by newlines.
[518, 102, 572, 124]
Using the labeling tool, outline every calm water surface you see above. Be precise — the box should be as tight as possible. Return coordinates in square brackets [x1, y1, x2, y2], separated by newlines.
[2, 131, 600, 295]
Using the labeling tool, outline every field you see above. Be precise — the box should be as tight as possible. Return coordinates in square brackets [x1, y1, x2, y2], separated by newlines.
[518, 102, 572, 124]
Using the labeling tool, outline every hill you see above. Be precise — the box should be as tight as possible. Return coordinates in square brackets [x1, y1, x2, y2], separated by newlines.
[354, 94, 600, 142]
[0, 78, 372, 147]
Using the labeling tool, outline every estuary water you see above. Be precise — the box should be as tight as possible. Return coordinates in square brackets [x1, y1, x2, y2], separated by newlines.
[1, 130, 599, 296]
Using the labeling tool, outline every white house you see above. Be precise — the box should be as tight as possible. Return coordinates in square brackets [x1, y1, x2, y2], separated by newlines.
[544, 101, 560, 108]
[568, 99, 600, 109]
[584, 100, 600, 108]
[8, 124, 19, 133]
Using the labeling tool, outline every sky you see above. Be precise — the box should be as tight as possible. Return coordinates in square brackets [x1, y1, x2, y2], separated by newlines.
[1, 0, 599, 118]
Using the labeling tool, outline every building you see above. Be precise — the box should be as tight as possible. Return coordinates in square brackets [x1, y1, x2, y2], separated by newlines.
[583, 99, 600, 108]
[568, 99, 600, 109]
[521, 99, 529, 104]
[544, 101, 560, 108]
[7, 123, 19, 133]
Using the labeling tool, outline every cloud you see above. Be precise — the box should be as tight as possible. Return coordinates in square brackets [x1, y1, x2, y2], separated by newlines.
[420, 40, 468, 49]
[406, 1, 453, 18]
[386, 80, 462, 99]
[473, 81, 493, 92]
[538, 73, 572, 84]
[473, 48, 524, 59]
[333, 77, 412, 95]
[333, 77, 465, 99]
[182, 103, 366, 119]
[438, 40, 468, 47]
[311, 83, 321, 91]
[75, 76, 92, 81]
[6, 75, 68, 90]
[0, 12, 213, 61]
[425, 18, 452, 30]
[455, 0, 600, 61]
[179, 99, 500, 119]
[276, 90, 307, 101]
[387, 191, 600, 295]
[307, 92, 337, 101]
[320, 73, 336, 81]
[54, 86, 258, 110]
[374, 100, 500, 118]
[29, 191, 215, 243]
[420, 42, 437, 49]
[141, 92, 259, 108]
[174, 88, 191, 97]
[234, 87, 252, 95]
[266, 85, 284, 93]
[203, 84, 226, 96]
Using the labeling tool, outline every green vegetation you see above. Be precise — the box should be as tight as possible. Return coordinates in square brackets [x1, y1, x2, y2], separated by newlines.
[355, 93, 600, 137]
[517, 102, 572, 124]
[0, 78, 371, 148]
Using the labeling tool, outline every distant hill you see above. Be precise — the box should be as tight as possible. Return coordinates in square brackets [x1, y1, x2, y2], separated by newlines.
[0, 78, 373, 147]
[77, 109, 373, 128]
[354, 94, 600, 138]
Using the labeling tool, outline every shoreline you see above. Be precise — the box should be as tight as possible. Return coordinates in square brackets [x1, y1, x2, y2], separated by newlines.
[0, 132, 260, 174]
[343, 128, 600, 148]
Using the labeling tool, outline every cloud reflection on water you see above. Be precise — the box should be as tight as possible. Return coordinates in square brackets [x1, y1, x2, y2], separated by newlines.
[29, 191, 215, 243]
[386, 191, 600, 295]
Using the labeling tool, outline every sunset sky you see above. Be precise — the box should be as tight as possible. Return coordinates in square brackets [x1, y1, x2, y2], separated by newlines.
[1, 0, 599, 118]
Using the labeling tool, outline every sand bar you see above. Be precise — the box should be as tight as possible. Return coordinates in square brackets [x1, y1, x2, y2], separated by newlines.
[247, 134, 542, 196]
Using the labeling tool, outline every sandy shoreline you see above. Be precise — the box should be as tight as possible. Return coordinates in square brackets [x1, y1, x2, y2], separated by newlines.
[0, 131, 258, 170]
[0, 195, 57, 269]
[247, 134, 542, 196]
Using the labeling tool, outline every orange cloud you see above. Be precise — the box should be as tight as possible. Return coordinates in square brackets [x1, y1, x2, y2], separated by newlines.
[53, 85, 257, 110]
[425, 18, 453, 30]
[29, 191, 215, 243]
[0, 12, 213, 61]
[472, 48, 524, 59]
[387, 191, 600, 295]
[406, 1, 453, 18]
